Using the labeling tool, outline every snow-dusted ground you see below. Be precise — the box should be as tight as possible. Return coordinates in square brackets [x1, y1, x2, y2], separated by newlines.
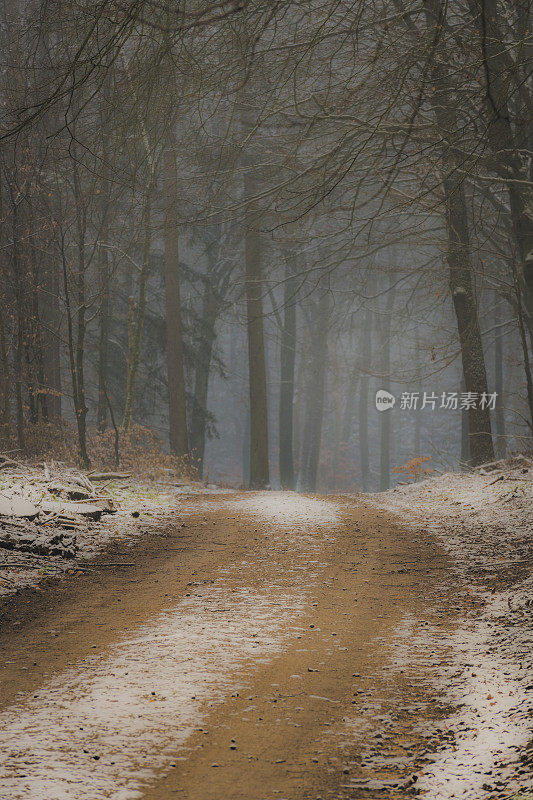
[1, 464, 531, 798]
[373, 463, 532, 572]
[232, 491, 341, 527]
[0, 495, 340, 799]
[368, 459, 533, 799]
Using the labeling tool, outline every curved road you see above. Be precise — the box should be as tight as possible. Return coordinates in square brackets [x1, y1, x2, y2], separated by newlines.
[0, 492, 515, 799]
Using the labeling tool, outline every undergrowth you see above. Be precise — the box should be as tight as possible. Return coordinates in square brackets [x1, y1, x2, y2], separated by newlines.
[2, 422, 197, 481]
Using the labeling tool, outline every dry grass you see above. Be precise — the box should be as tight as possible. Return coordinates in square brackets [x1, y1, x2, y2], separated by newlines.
[3, 422, 197, 482]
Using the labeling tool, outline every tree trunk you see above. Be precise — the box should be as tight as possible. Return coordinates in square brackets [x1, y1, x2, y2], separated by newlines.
[467, 0, 533, 337]
[244, 197, 269, 489]
[493, 292, 506, 457]
[96, 198, 111, 430]
[509, 189, 533, 340]
[11, 198, 25, 449]
[24, 205, 41, 425]
[379, 281, 395, 491]
[60, 229, 90, 469]
[443, 176, 494, 464]
[97, 243, 110, 431]
[238, 90, 270, 489]
[424, 0, 494, 465]
[123, 185, 152, 432]
[164, 143, 189, 458]
[0, 176, 11, 441]
[299, 292, 329, 492]
[512, 259, 533, 433]
[460, 377, 470, 465]
[72, 159, 90, 469]
[0, 307, 11, 443]
[413, 328, 421, 455]
[278, 254, 297, 489]
[39, 244, 61, 421]
[189, 280, 218, 477]
[293, 334, 306, 479]
[96, 75, 112, 431]
[242, 406, 250, 487]
[331, 354, 344, 490]
[359, 304, 372, 491]
[341, 365, 358, 446]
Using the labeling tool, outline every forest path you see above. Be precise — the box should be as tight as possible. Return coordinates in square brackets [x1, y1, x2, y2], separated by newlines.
[0, 492, 516, 799]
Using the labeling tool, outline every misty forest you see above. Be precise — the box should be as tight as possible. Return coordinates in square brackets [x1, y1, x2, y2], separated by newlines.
[0, 2, 531, 800]
[0, 0, 531, 487]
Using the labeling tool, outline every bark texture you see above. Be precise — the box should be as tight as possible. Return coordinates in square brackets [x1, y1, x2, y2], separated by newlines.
[244, 198, 269, 489]
[299, 292, 330, 492]
[493, 293, 506, 457]
[359, 304, 372, 491]
[425, 0, 494, 465]
[278, 255, 297, 489]
[164, 144, 189, 459]
[469, 0, 533, 337]
[379, 280, 395, 491]
[123, 186, 152, 432]
[189, 280, 218, 476]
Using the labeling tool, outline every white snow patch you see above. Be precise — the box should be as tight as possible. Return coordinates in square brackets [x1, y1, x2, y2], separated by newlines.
[366, 466, 533, 799]
[0, 492, 339, 799]
[370, 468, 532, 570]
[419, 642, 526, 797]
[231, 492, 341, 527]
[0, 587, 304, 800]
[389, 610, 532, 798]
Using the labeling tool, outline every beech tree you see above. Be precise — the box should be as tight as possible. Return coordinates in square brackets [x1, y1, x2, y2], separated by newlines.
[0, 0, 529, 480]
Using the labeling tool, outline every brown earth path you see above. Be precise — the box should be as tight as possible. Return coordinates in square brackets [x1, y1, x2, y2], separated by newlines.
[0, 492, 473, 800]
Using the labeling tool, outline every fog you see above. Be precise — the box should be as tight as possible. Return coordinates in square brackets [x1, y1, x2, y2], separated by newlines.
[0, 0, 531, 489]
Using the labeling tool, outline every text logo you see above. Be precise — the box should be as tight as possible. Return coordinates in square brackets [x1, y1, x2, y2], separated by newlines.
[375, 390, 396, 411]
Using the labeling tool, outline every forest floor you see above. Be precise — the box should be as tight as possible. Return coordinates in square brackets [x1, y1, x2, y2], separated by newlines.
[0, 461, 531, 800]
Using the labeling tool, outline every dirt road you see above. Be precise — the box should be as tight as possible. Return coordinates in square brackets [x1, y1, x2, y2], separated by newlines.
[0, 492, 529, 800]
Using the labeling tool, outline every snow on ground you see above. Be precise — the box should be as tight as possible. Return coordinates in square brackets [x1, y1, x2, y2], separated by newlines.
[0, 494, 339, 799]
[418, 625, 528, 798]
[374, 464, 532, 566]
[367, 457, 533, 799]
[231, 491, 341, 528]
[0, 588, 306, 800]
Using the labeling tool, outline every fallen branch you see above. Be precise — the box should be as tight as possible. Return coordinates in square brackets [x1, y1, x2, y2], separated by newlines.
[0, 460, 18, 470]
[0, 537, 77, 558]
[88, 472, 132, 481]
